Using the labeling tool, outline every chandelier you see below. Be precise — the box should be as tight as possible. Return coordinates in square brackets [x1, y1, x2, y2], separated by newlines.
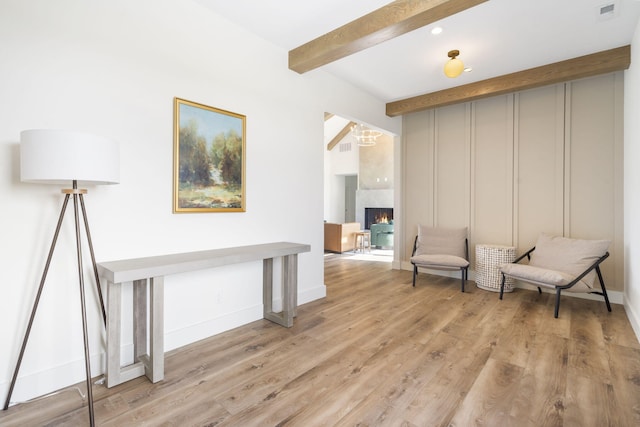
[351, 123, 381, 146]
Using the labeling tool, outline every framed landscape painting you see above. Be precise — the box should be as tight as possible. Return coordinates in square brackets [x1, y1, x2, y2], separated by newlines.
[173, 97, 246, 212]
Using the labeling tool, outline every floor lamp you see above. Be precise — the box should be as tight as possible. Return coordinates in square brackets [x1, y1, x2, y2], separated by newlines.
[3, 129, 119, 426]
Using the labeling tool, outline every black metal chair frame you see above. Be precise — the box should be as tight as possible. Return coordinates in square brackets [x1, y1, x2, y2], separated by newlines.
[411, 235, 469, 292]
[499, 246, 612, 318]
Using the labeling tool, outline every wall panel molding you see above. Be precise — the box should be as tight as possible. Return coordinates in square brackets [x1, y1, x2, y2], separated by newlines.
[402, 72, 624, 290]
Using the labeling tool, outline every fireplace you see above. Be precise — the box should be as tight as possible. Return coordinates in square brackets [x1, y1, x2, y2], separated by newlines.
[364, 207, 393, 230]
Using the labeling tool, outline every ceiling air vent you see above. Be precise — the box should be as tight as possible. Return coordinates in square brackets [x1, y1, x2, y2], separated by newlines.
[601, 3, 615, 14]
[597, 2, 618, 20]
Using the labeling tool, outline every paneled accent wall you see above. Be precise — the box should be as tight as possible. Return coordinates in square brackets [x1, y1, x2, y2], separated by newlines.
[402, 72, 624, 290]
[434, 103, 469, 227]
[472, 96, 515, 246]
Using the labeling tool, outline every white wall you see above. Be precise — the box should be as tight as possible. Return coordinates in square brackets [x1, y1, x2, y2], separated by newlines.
[325, 174, 347, 223]
[323, 116, 358, 224]
[0, 0, 399, 403]
[624, 18, 640, 339]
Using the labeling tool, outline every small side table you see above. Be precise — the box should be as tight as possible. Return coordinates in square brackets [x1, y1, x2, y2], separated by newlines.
[476, 244, 516, 292]
[354, 230, 371, 253]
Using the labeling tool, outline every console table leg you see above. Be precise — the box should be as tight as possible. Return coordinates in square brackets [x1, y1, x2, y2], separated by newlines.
[283, 254, 297, 325]
[106, 280, 122, 388]
[148, 276, 164, 383]
[263, 258, 273, 315]
[291, 255, 298, 318]
[263, 257, 296, 327]
[133, 279, 147, 362]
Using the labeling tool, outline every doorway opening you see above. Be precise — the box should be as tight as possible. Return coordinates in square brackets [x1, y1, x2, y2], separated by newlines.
[323, 113, 394, 261]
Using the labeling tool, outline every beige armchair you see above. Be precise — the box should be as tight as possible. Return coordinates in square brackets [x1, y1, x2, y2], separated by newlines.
[410, 226, 469, 292]
[499, 233, 611, 318]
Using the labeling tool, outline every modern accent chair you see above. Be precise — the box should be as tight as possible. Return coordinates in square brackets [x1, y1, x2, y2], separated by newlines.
[410, 226, 469, 292]
[499, 233, 611, 318]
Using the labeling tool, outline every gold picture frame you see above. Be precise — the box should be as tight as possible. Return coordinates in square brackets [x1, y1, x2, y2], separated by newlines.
[173, 97, 246, 212]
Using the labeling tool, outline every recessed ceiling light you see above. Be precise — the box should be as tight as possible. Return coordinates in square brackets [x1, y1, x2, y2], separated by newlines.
[464, 67, 473, 73]
[431, 26, 443, 35]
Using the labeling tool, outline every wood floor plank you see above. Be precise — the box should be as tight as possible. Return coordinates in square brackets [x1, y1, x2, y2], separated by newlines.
[535, 292, 572, 339]
[210, 271, 430, 420]
[605, 343, 640, 426]
[440, 286, 503, 340]
[0, 387, 93, 426]
[489, 300, 544, 368]
[279, 332, 426, 425]
[217, 342, 372, 425]
[101, 385, 230, 426]
[1, 254, 639, 426]
[333, 331, 460, 426]
[400, 332, 494, 425]
[448, 357, 525, 426]
[564, 374, 618, 427]
[596, 300, 640, 349]
[508, 333, 568, 427]
[568, 300, 612, 381]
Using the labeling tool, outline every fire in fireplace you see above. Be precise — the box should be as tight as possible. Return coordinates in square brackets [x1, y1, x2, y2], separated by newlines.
[364, 207, 393, 230]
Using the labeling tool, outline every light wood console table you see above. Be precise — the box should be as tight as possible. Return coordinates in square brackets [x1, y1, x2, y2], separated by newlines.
[97, 242, 310, 388]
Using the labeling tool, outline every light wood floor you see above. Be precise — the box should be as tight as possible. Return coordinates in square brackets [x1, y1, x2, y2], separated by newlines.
[2, 253, 640, 426]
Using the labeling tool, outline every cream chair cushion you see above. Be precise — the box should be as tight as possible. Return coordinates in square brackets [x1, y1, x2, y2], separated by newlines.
[500, 233, 610, 292]
[411, 226, 469, 269]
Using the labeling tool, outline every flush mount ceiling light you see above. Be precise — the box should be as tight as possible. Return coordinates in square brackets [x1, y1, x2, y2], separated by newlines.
[444, 49, 464, 78]
[351, 123, 381, 146]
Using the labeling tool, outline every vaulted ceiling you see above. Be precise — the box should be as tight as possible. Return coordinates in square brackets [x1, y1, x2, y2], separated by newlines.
[196, 0, 640, 117]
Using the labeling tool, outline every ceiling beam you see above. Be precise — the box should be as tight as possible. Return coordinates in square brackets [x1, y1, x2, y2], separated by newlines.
[289, 0, 488, 74]
[386, 45, 631, 116]
[327, 122, 356, 151]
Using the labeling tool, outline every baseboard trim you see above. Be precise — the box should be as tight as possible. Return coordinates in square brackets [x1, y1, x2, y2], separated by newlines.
[624, 297, 640, 343]
[299, 283, 327, 304]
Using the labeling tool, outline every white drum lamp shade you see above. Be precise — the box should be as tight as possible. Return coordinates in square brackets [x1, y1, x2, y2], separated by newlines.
[20, 129, 119, 185]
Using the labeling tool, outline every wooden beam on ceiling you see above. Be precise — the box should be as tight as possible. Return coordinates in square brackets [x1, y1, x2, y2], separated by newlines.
[386, 45, 631, 117]
[327, 122, 356, 151]
[289, 0, 488, 74]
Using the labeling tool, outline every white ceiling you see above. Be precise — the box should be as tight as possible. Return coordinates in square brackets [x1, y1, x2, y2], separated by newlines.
[195, 0, 640, 104]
